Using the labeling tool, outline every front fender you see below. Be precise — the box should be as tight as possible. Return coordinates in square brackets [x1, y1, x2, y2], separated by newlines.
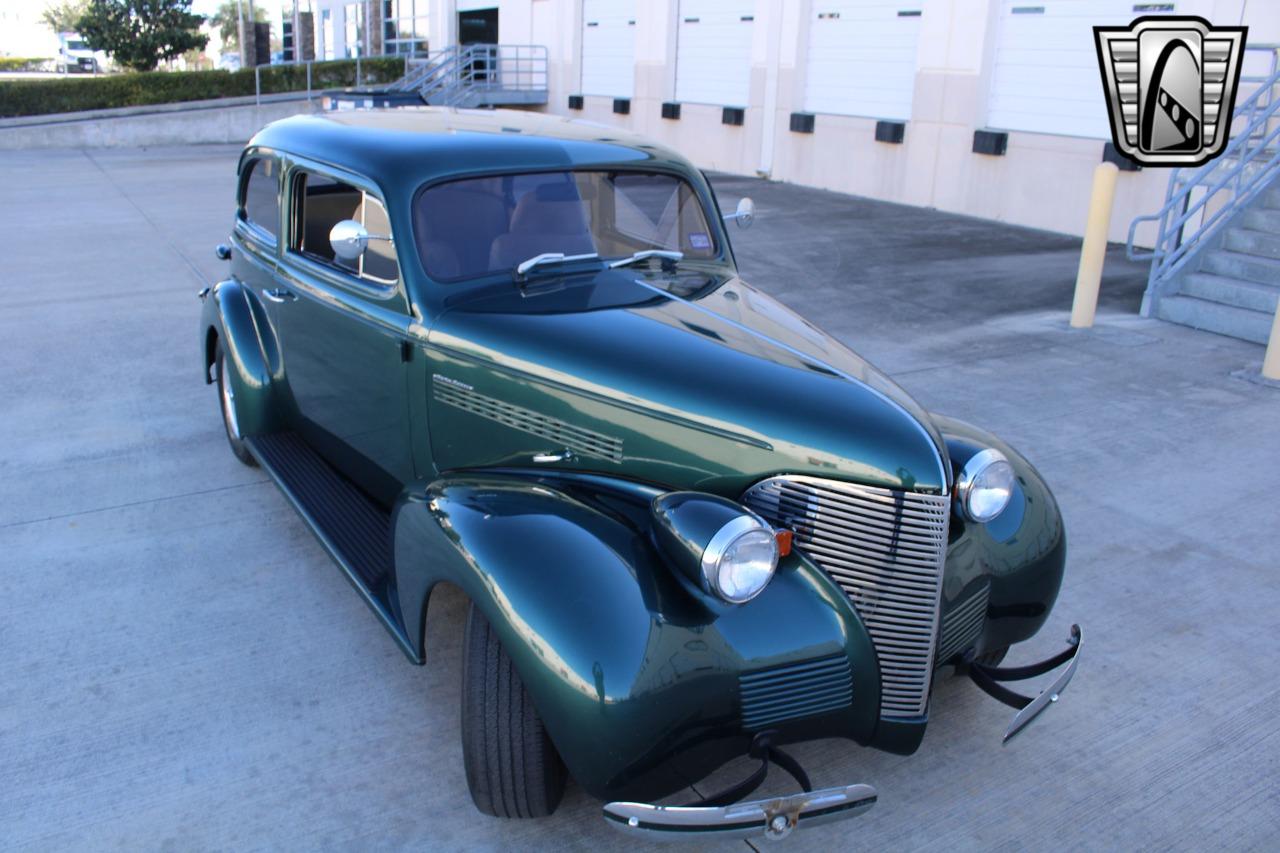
[391, 472, 880, 802]
[199, 278, 286, 437]
[934, 415, 1067, 653]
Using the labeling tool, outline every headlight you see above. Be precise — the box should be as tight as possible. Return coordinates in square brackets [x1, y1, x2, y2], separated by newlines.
[700, 516, 779, 603]
[955, 448, 1015, 523]
[651, 492, 779, 604]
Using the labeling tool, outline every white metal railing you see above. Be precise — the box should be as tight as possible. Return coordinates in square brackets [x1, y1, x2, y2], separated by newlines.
[389, 48, 452, 93]
[1127, 45, 1280, 306]
[250, 53, 423, 106]
[389, 44, 548, 105]
[244, 45, 548, 109]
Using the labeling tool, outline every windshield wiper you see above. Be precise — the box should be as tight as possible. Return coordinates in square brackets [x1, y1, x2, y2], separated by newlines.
[608, 249, 684, 270]
[514, 252, 600, 281]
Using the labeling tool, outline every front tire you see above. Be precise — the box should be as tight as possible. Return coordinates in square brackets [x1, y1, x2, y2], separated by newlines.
[461, 602, 566, 818]
[215, 340, 256, 467]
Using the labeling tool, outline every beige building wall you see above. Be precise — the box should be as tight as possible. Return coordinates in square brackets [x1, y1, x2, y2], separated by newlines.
[435, 0, 1279, 247]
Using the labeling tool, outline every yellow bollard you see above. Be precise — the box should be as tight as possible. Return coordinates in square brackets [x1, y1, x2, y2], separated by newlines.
[1071, 161, 1121, 329]
[1263, 301, 1280, 381]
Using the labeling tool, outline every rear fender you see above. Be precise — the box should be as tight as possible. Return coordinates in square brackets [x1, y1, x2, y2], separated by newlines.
[391, 472, 879, 802]
[200, 278, 286, 437]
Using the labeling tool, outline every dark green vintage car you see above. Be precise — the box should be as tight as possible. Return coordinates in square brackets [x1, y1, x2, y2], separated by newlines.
[200, 109, 1080, 841]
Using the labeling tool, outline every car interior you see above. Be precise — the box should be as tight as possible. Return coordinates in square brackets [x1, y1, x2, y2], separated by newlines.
[294, 171, 399, 284]
[414, 171, 717, 281]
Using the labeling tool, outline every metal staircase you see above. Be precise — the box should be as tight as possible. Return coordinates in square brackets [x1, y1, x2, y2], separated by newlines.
[389, 44, 548, 108]
[1128, 47, 1280, 343]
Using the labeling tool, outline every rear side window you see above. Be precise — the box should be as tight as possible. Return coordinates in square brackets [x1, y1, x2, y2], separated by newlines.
[240, 157, 279, 243]
[292, 170, 398, 285]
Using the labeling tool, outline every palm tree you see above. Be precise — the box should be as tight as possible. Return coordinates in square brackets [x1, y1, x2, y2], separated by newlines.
[210, 0, 266, 54]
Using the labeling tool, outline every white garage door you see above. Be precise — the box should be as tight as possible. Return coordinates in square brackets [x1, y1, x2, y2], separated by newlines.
[581, 0, 637, 97]
[987, 1, 1181, 138]
[675, 0, 756, 106]
[804, 2, 923, 120]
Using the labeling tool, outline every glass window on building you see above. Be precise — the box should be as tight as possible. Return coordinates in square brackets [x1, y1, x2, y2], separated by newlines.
[344, 3, 365, 57]
[384, 0, 429, 55]
[321, 9, 334, 61]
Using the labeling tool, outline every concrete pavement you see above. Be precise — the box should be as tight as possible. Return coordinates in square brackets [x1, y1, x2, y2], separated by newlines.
[1, 145, 1277, 851]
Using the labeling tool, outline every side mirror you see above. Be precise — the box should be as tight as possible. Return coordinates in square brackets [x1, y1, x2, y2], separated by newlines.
[723, 197, 755, 230]
[330, 219, 369, 261]
[214, 243, 231, 261]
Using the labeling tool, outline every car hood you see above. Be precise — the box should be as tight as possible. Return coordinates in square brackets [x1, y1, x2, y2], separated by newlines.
[427, 268, 950, 495]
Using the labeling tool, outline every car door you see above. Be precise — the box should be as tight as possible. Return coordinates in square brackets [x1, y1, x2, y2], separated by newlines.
[272, 162, 417, 507]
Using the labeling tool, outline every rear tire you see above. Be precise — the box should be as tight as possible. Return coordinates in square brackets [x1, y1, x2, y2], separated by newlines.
[461, 602, 566, 818]
[215, 340, 257, 467]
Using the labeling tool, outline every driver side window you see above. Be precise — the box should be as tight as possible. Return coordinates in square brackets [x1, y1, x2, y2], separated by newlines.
[291, 170, 399, 285]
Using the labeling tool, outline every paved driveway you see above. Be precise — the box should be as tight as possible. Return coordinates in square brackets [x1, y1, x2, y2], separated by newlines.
[2, 145, 1277, 851]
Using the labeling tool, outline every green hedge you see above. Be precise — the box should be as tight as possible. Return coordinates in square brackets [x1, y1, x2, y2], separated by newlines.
[0, 58, 51, 72]
[0, 57, 406, 119]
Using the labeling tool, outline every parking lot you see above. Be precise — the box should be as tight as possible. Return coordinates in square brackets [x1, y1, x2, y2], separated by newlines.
[2, 143, 1278, 850]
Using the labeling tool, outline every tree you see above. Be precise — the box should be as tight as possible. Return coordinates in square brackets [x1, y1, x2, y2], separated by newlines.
[209, 1, 266, 55]
[76, 0, 208, 72]
[41, 1, 90, 33]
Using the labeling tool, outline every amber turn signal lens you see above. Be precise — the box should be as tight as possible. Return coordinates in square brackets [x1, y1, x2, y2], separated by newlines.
[775, 529, 793, 557]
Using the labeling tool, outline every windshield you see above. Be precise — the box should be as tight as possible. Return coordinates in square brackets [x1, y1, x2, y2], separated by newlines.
[67, 40, 87, 50]
[413, 170, 719, 281]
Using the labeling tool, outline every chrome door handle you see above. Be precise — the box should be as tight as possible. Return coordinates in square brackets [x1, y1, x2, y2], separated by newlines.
[532, 449, 575, 464]
[264, 288, 297, 303]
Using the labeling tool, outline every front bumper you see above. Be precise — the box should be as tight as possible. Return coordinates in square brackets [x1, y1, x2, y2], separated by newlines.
[604, 784, 877, 842]
[602, 624, 1082, 840]
[603, 738, 877, 841]
[970, 624, 1083, 742]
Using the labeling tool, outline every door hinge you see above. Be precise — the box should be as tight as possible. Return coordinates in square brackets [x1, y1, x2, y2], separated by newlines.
[400, 341, 413, 363]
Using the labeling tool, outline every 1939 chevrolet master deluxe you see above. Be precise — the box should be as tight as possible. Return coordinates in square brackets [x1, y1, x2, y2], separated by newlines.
[199, 109, 1080, 841]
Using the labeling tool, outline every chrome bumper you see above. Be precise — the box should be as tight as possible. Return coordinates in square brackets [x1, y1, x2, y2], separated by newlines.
[970, 624, 1083, 742]
[603, 783, 877, 842]
[602, 626, 1080, 840]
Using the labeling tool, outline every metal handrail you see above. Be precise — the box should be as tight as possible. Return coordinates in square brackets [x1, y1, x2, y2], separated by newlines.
[1126, 45, 1280, 303]
[385, 44, 548, 106]
[389, 47, 459, 92]
[249, 52, 430, 106]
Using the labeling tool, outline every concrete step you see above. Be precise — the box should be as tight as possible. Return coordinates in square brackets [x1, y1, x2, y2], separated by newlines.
[1242, 208, 1280, 232]
[1259, 183, 1280, 210]
[1181, 272, 1280, 314]
[1223, 227, 1280, 259]
[1155, 294, 1273, 344]
[1200, 249, 1280, 284]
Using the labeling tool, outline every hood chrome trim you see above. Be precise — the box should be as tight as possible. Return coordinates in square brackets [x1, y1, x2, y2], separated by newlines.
[432, 373, 625, 463]
[428, 339, 776, 451]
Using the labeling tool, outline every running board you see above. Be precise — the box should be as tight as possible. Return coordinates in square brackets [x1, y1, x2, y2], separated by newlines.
[246, 432, 416, 661]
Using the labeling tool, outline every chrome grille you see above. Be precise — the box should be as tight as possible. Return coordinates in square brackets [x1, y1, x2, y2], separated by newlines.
[937, 581, 990, 665]
[739, 654, 853, 730]
[433, 375, 624, 462]
[743, 475, 949, 718]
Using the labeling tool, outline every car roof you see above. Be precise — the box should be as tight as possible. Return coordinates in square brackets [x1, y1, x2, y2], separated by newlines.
[247, 108, 695, 198]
